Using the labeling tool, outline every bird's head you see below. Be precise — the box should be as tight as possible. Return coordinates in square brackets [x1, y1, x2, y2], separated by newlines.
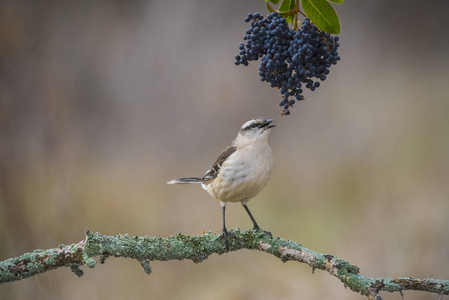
[235, 118, 275, 145]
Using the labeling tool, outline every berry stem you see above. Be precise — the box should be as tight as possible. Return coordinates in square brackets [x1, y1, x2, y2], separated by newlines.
[294, 0, 299, 31]
[322, 37, 331, 52]
[283, 8, 308, 30]
[268, 3, 307, 26]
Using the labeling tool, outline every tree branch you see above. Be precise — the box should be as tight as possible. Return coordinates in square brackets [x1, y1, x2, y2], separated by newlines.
[1, 229, 448, 299]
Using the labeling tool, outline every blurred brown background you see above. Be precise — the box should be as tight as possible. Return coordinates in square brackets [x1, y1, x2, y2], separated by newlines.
[1, 0, 449, 299]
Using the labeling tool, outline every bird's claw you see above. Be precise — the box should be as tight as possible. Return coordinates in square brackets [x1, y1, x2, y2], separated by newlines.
[218, 228, 234, 251]
[253, 226, 272, 239]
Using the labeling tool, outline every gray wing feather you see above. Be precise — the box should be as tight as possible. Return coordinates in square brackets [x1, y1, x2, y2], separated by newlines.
[202, 145, 237, 184]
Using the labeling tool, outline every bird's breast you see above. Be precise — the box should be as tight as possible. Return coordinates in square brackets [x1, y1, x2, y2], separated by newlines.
[204, 145, 273, 203]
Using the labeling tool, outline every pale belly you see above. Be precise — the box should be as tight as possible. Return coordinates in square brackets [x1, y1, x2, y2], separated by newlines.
[202, 147, 273, 203]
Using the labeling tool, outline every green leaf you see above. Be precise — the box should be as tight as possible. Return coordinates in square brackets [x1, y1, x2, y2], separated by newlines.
[278, 0, 296, 24]
[266, 2, 276, 13]
[285, 14, 294, 24]
[301, 0, 340, 34]
[327, 0, 344, 4]
[279, 0, 293, 12]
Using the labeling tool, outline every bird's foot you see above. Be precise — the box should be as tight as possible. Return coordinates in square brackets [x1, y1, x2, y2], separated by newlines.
[253, 226, 272, 239]
[218, 228, 234, 252]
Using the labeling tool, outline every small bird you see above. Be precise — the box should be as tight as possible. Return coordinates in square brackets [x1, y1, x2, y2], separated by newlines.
[167, 118, 275, 250]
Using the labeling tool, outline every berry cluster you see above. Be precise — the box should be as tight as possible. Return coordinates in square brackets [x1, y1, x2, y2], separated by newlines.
[235, 12, 340, 115]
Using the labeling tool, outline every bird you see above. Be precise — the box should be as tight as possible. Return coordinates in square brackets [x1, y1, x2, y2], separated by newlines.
[167, 117, 275, 250]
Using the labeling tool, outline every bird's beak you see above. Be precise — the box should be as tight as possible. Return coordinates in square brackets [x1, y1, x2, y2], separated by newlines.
[262, 119, 275, 129]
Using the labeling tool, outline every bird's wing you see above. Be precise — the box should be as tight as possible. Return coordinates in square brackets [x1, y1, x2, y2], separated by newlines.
[202, 145, 237, 184]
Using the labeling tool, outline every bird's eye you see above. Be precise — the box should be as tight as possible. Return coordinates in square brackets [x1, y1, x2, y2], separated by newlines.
[250, 123, 257, 128]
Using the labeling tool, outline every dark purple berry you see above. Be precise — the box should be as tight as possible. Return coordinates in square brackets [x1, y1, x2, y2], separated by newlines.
[235, 13, 340, 115]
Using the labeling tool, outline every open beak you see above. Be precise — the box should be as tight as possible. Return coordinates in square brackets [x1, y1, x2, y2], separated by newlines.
[261, 119, 275, 129]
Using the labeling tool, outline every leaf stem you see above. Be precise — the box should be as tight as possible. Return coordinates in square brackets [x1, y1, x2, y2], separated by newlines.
[283, 8, 307, 22]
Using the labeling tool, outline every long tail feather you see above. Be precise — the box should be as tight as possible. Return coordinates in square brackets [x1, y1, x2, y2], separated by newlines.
[167, 177, 202, 184]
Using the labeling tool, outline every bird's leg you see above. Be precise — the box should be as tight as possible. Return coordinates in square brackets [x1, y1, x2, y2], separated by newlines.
[242, 202, 272, 238]
[218, 202, 231, 251]
[242, 203, 260, 230]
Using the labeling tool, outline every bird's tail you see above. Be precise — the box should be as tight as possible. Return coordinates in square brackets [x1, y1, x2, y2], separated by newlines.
[167, 177, 202, 184]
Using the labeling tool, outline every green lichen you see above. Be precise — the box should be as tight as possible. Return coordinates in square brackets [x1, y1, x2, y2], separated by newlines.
[381, 277, 402, 292]
[45, 255, 56, 265]
[83, 256, 97, 268]
[140, 260, 152, 275]
[70, 266, 84, 277]
[2, 228, 449, 300]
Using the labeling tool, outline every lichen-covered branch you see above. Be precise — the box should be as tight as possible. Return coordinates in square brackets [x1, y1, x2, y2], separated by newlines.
[1, 229, 448, 299]
[0, 238, 97, 283]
